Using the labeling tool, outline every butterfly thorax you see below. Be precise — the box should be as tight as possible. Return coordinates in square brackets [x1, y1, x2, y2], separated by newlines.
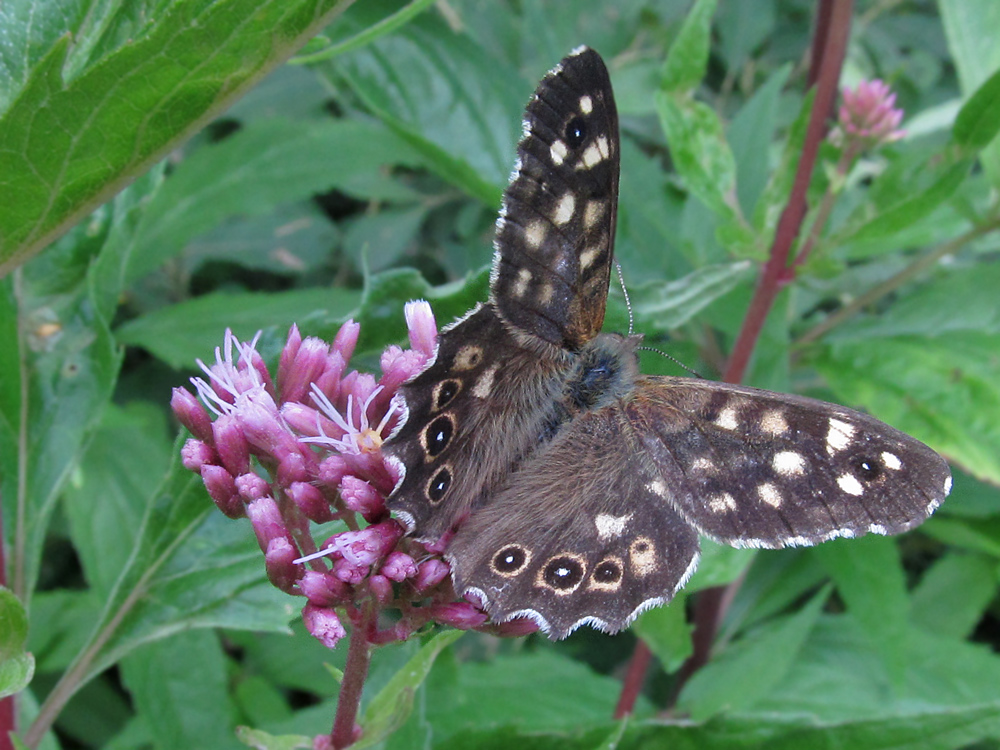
[563, 333, 642, 413]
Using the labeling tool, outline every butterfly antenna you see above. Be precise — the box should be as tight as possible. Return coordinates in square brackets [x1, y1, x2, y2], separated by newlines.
[615, 261, 635, 335]
[638, 345, 705, 379]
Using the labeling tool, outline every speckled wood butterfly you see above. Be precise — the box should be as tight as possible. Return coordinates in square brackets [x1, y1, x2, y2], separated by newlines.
[383, 47, 951, 639]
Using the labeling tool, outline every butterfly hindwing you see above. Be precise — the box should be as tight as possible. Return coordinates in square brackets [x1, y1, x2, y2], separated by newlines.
[448, 405, 700, 639]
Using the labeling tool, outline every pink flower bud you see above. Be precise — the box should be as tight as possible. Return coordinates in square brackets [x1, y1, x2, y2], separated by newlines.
[289, 481, 333, 523]
[333, 557, 369, 584]
[181, 439, 216, 472]
[339, 476, 384, 520]
[201, 464, 243, 518]
[212, 414, 250, 476]
[299, 570, 350, 606]
[404, 301, 437, 361]
[303, 602, 347, 649]
[171, 388, 213, 441]
[429, 602, 488, 630]
[247, 496, 289, 552]
[368, 574, 393, 603]
[333, 320, 360, 364]
[236, 472, 270, 501]
[380, 551, 417, 582]
[265, 536, 300, 592]
[413, 559, 450, 592]
[277, 324, 302, 396]
[281, 336, 332, 405]
[318, 455, 349, 487]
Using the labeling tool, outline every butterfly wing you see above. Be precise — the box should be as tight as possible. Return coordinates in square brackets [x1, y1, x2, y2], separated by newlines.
[492, 46, 619, 351]
[448, 405, 700, 639]
[385, 47, 620, 542]
[384, 305, 568, 542]
[624, 377, 952, 548]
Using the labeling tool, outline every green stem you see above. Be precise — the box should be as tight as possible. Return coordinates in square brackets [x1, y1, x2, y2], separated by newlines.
[795, 220, 1000, 347]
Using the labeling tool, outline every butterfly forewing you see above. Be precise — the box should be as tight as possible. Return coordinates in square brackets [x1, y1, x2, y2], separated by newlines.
[492, 47, 620, 351]
[625, 378, 952, 548]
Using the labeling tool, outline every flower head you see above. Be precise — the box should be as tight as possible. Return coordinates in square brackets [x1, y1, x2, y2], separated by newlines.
[172, 306, 499, 650]
[834, 79, 906, 148]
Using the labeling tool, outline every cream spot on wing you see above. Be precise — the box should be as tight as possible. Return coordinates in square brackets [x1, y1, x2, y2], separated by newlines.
[550, 139, 568, 166]
[579, 95, 593, 114]
[760, 409, 789, 436]
[881, 451, 902, 471]
[772, 451, 807, 476]
[512, 267, 532, 297]
[709, 493, 737, 513]
[595, 513, 633, 541]
[580, 143, 604, 168]
[758, 482, 782, 507]
[453, 345, 484, 371]
[629, 537, 657, 577]
[596, 135, 610, 159]
[472, 364, 499, 399]
[837, 473, 864, 496]
[648, 479, 669, 498]
[538, 283, 554, 305]
[579, 247, 600, 270]
[553, 193, 576, 226]
[944, 475, 953, 495]
[715, 405, 740, 431]
[827, 418, 855, 454]
[583, 200, 604, 230]
[691, 457, 715, 472]
[525, 220, 546, 249]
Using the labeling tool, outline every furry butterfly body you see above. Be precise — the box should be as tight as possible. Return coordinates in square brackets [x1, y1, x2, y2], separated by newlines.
[383, 47, 951, 639]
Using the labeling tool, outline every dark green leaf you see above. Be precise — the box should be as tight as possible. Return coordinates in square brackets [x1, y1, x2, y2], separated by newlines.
[953, 66, 1000, 149]
[677, 586, 829, 719]
[910, 551, 998, 639]
[0, 0, 355, 272]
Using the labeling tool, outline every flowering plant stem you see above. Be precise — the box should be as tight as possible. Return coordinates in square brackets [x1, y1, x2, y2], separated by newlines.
[331, 603, 375, 749]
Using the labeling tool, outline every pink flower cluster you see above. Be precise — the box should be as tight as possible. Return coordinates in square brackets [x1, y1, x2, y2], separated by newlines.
[171, 302, 504, 648]
[835, 78, 906, 147]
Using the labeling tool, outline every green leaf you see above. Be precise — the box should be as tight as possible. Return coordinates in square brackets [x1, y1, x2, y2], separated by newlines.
[812, 537, 909, 683]
[121, 630, 239, 750]
[235, 726, 311, 750]
[677, 585, 829, 719]
[656, 93, 739, 221]
[125, 118, 425, 282]
[840, 158, 972, 245]
[356, 630, 464, 749]
[826, 264, 1000, 339]
[910, 551, 998, 639]
[660, 0, 718, 93]
[0, 587, 34, 699]
[688, 539, 755, 592]
[332, 14, 526, 205]
[631, 261, 754, 332]
[940, 0, 1000, 185]
[814, 332, 1000, 485]
[0, 0, 355, 273]
[116, 287, 363, 370]
[953, 66, 1000, 149]
[632, 599, 692, 673]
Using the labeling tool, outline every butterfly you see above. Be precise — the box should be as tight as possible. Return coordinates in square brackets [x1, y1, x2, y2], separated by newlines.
[382, 47, 952, 639]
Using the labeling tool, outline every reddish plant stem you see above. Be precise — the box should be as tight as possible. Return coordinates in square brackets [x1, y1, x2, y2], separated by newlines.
[330, 604, 375, 749]
[613, 640, 652, 719]
[675, 0, 854, 706]
[0, 492, 13, 750]
[616, 0, 855, 718]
